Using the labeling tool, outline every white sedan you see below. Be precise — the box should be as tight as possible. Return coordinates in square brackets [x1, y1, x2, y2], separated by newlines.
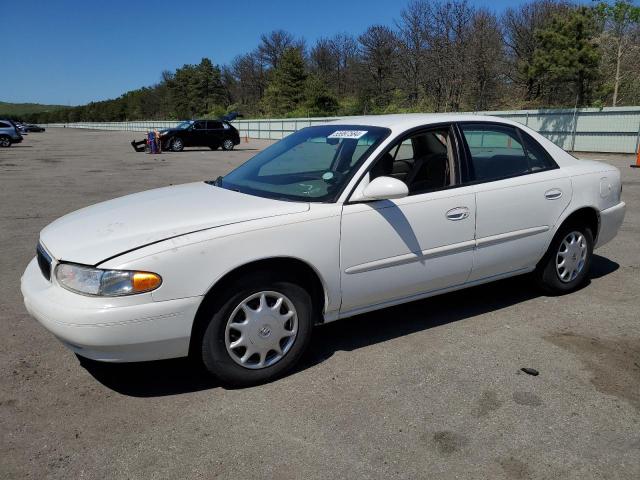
[21, 114, 626, 385]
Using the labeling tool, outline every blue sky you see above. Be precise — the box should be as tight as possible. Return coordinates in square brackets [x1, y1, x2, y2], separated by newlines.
[4, 0, 554, 105]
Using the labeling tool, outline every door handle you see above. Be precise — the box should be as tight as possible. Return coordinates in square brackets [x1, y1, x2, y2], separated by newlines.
[545, 189, 563, 200]
[446, 207, 470, 221]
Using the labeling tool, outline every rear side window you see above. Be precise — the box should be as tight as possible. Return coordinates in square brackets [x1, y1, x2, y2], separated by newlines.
[460, 124, 554, 182]
[0, 122, 10, 128]
[207, 121, 223, 129]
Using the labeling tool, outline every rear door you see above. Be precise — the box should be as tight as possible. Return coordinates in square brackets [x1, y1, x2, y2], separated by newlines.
[458, 122, 572, 282]
[206, 121, 224, 147]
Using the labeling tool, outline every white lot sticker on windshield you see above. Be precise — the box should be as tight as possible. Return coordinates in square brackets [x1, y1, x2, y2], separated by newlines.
[327, 130, 368, 140]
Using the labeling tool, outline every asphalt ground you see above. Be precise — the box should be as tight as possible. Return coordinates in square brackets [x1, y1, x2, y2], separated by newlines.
[1, 128, 639, 479]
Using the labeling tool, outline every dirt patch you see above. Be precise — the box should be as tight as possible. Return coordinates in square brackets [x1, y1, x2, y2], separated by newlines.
[498, 456, 531, 479]
[545, 332, 640, 410]
[512, 391, 543, 407]
[478, 390, 503, 416]
[431, 431, 469, 455]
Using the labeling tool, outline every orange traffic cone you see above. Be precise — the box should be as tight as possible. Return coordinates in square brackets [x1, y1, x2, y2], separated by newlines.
[632, 145, 640, 168]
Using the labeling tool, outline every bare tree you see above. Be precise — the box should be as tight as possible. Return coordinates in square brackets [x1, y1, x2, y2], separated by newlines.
[229, 51, 267, 112]
[595, 1, 640, 106]
[310, 33, 359, 96]
[420, 0, 474, 111]
[358, 25, 398, 110]
[467, 9, 505, 110]
[258, 30, 303, 69]
[396, 1, 429, 106]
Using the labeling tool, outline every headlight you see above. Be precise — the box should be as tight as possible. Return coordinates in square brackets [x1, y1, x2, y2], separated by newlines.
[55, 264, 162, 296]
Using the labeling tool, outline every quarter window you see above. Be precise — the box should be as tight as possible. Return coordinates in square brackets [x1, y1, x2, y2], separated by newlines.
[520, 131, 557, 171]
[0, 122, 10, 128]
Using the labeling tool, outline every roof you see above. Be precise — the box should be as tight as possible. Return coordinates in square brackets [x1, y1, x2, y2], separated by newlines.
[325, 113, 520, 131]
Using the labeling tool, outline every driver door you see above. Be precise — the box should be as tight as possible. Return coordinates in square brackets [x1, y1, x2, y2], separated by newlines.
[187, 120, 206, 146]
[339, 126, 476, 314]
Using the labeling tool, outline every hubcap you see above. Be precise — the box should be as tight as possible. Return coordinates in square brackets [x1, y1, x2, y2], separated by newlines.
[0, 138, 9, 147]
[556, 231, 587, 283]
[173, 139, 182, 150]
[224, 140, 233, 149]
[224, 291, 298, 369]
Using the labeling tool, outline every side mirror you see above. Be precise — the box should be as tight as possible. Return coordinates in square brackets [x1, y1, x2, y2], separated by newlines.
[360, 176, 408, 201]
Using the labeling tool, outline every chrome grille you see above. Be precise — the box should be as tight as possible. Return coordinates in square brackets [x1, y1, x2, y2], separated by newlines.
[36, 244, 52, 281]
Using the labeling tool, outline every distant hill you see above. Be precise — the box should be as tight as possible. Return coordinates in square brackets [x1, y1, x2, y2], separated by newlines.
[0, 101, 71, 117]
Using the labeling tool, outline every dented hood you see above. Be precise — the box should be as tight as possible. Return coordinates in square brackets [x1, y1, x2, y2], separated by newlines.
[40, 182, 309, 265]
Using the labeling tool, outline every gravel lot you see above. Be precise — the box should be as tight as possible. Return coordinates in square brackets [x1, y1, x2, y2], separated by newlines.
[1, 128, 639, 479]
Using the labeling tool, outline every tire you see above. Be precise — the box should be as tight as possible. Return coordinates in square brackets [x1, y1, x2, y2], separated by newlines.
[197, 273, 313, 387]
[170, 137, 184, 152]
[222, 138, 235, 151]
[0, 136, 11, 147]
[534, 222, 594, 295]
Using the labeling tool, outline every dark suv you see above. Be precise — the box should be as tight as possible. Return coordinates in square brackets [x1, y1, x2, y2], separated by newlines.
[0, 119, 23, 147]
[132, 120, 241, 152]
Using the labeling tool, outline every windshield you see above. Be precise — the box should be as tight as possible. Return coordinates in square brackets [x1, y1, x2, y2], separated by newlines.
[218, 125, 390, 202]
[175, 121, 194, 130]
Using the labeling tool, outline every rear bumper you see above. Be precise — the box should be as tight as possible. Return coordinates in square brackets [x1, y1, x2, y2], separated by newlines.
[21, 258, 202, 362]
[596, 201, 626, 249]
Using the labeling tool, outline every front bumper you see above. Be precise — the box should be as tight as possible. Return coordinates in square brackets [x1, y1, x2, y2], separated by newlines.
[595, 201, 626, 249]
[21, 258, 202, 362]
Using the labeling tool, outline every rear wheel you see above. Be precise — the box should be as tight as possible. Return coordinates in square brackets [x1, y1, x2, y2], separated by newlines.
[0, 136, 11, 147]
[198, 273, 313, 386]
[534, 223, 593, 294]
[222, 139, 235, 151]
[170, 137, 184, 152]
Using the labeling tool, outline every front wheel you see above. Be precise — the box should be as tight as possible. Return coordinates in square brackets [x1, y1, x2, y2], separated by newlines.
[0, 136, 11, 147]
[222, 139, 235, 151]
[534, 224, 594, 294]
[198, 274, 313, 386]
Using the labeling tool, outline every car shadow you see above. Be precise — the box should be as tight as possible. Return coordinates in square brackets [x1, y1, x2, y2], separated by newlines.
[160, 148, 259, 153]
[79, 254, 618, 397]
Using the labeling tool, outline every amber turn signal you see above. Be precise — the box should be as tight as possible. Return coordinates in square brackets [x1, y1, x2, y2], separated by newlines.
[132, 272, 162, 293]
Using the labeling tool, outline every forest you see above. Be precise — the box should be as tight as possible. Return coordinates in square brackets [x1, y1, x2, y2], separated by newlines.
[18, 0, 640, 124]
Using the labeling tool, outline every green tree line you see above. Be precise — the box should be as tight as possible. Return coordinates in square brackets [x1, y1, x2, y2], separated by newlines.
[18, 0, 640, 124]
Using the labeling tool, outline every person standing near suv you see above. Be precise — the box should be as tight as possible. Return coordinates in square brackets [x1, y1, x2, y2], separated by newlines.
[131, 119, 240, 152]
[0, 119, 23, 147]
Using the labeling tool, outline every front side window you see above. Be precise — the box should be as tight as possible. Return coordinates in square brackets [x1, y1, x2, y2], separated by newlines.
[218, 125, 390, 202]
[193, 121, 206, 130]
[370, 126, 456, 195]
[460, 124, 530, 182]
